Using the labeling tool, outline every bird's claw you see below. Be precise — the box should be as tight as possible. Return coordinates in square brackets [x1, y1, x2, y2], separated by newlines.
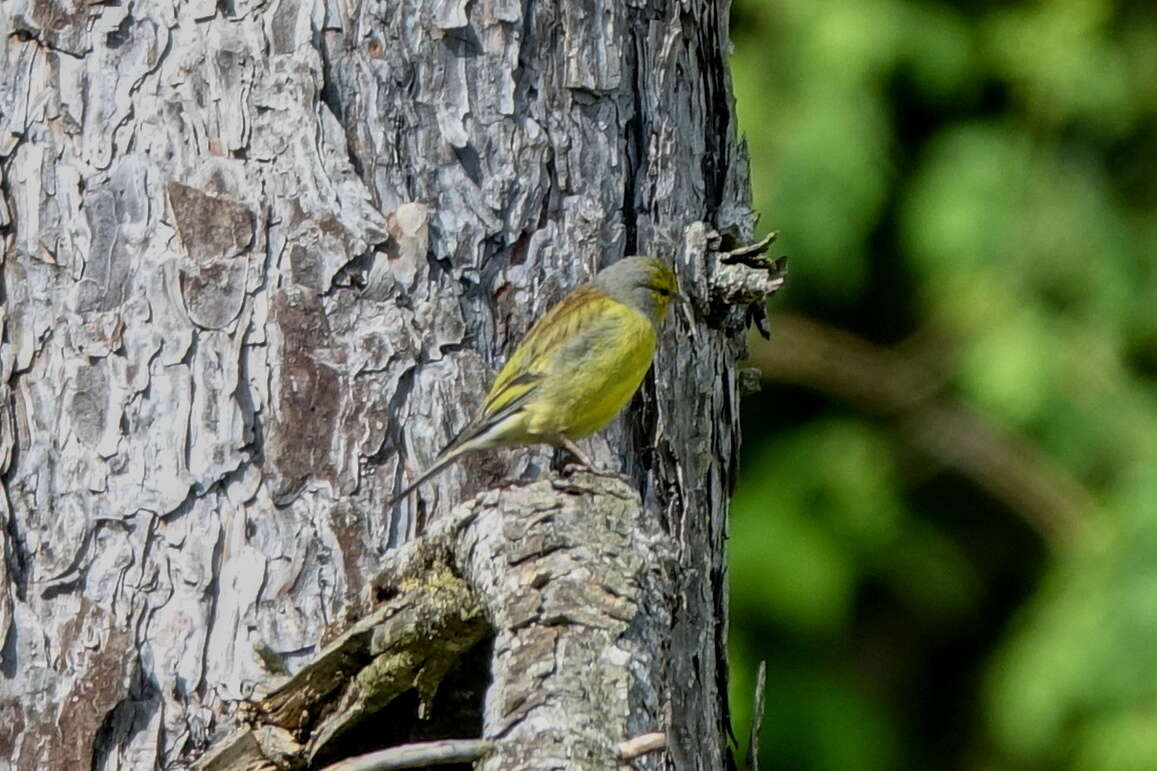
[561, 463, 629, 483]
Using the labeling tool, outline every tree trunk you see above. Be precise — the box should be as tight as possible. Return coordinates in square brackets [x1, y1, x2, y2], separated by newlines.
[0, 1, 771, 769]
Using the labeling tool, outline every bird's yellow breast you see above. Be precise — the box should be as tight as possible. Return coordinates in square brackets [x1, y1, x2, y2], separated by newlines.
[523, 299, 656, 438]
[484, 288, 658, 443]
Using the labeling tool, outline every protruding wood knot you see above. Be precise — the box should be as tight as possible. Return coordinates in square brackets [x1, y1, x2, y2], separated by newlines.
[710, 231, 789, 339]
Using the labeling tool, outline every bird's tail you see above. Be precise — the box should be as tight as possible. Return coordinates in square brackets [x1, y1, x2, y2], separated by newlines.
[385, 414, 504, 507]
[387, 397, 531, 507]
[385, 443, 470, 507]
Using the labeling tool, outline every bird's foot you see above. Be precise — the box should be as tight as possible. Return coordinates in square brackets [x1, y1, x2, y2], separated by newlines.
[561, 462, 629, 483]
[557, 438, 629, 482]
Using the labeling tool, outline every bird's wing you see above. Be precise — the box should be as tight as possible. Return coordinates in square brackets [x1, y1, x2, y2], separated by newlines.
[482, 283, 608, 419]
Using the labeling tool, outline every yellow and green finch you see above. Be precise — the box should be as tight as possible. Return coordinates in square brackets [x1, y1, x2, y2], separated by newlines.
[389, 255, 680, 504]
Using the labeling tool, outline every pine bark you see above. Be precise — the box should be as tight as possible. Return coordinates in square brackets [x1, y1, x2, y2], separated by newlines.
[0, 1, 763, 769]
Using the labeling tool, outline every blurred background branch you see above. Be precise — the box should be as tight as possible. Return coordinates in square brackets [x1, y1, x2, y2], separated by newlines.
[749, 315, 1096, 545]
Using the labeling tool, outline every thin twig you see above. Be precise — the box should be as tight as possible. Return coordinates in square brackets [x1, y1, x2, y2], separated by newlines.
[746, 661, 767, 771]
[320, 739, 495, 771]
[618, 732, 667, 760]
[323, 732, 665, 770]
[720, 230, 779, 263]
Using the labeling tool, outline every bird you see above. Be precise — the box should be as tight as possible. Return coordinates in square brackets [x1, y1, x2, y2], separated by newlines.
[388, 255, 680, 506]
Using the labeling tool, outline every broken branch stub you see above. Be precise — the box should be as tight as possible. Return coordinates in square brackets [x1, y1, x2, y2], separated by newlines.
[194, 551, 488, 771]
[195, 472, 673, 770]
[680, 223, 789, 340]
[453, 474, 674, 770]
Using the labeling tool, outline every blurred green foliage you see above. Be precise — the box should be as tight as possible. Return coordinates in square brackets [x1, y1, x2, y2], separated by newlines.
[727, 0, 1157, 768]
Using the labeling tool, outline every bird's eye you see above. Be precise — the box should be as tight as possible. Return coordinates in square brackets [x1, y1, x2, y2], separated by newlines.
[656, 287, 671, 297]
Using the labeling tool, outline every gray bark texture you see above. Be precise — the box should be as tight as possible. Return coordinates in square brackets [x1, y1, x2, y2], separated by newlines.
[0, 0, 776, 769]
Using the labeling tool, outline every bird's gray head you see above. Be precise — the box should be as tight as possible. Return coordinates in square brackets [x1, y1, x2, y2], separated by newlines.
[592, 256, 680, 328]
